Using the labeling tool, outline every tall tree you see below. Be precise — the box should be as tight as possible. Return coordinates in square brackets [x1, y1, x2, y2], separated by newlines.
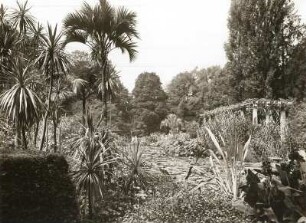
[0, 58, 41, 149]
[225, 0, 305, 101]
[132, 72, 168, 135]
[69, 51, 97, 126]
[37, 25, 68, 151]
[64, 0, 139, 125]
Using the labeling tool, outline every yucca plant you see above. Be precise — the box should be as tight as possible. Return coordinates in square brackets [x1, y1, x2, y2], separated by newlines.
[119, 137, 151, 194]
[71, 112, 117, 219]
[0, 58, 41, 149]
[205, 126, 251, 200]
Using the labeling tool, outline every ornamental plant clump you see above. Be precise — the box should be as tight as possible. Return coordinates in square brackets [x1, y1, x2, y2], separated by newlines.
[205, 126, 251, 200]
[241, 150, 306, 223]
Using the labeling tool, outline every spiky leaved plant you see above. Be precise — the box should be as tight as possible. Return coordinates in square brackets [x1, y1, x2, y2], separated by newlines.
[71, 112, 117, 219]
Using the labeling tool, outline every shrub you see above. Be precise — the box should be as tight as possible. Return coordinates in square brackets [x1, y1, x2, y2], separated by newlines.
[121, 188, 250, 223]
[241, 150, 306, 222]
[288, 102, 306, 149]
[0, 152, 79, 223]
[199, 111, 251, 154]
[248, 121, 285, 161]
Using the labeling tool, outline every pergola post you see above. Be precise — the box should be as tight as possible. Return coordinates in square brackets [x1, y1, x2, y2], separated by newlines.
[265, 109, 272, 125]
[280, 109, 287, 142]
[252, 103, 258, 125]
[240, 109, 245, 118]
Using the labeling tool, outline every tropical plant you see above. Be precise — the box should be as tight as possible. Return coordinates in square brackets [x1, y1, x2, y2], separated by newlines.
[64, 0, 139, 125]
[160, 113, 183, 134]
[204, 126, 251, 200]
[71, 112, 117, 219]
[119, 137, 152, 194]
[36, 24, 68, 151]
[241, 150, 306, 222]
[71, 78, 89, 126]
[0, 58, 41, 149]
[10, 0, 35, 37]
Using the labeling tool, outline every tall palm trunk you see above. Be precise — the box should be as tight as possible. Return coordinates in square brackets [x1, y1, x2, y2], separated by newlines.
[39, 76, 53, 151]
[97, 59, 108, 127]
[33, 120, 39, 148]
[88, 184, 93, 219]
[53, 116, 57, 152]
[82, 94, 86, 127]
[21, 125, 27, 150]
[15, 121, 21, 149]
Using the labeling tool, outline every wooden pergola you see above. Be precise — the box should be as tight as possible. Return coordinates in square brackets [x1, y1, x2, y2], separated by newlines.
[200, 98, 294, 141]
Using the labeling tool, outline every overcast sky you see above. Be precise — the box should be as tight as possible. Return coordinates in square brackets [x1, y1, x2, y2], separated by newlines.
[2, 0, 306, 92]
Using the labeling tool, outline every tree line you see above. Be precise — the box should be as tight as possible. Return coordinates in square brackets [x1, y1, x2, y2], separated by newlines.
[1, 0, 306, 146]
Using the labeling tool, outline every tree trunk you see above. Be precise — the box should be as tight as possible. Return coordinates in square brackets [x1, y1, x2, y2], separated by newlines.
[39, 77, 53, 151]
[88, 184, 93, 220]
[15, 121, 21, 149]
[102, 60, 108, 125]
[53, 117, 57, 153]
[82, 94, 86, 127]
[34, 120, 39, 148]
[21, 126, 27, 150]
[97, 59, 108, 127]
[58, 125, 62, 153]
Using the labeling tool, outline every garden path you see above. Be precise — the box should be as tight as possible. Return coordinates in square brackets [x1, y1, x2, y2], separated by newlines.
[142, 145, 216, 190]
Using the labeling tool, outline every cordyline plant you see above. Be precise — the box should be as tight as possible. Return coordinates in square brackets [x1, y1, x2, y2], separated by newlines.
[205, 126, 251, 200]
[119, 137, 152, 194]
[71, 112, 117, 220]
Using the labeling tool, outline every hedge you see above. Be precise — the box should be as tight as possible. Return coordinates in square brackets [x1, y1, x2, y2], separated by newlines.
[0, 152, 79, 223]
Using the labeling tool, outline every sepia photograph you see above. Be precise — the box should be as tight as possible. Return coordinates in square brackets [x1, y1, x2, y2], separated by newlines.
[1, 0, 306, 222]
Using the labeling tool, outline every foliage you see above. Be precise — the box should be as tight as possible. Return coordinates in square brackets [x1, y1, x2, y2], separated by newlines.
[118, 137, 152, 194]
[198, 111, 251, 153]
[225, 0, 305, 101]
[0, 58, 41, 149]
[288, 102, 306, 149]
[241, 150, 306, 222]
[205, 126, 251, 200]
[37, 24, 68, 151]
[64, 0, 139, 125]
[167, 66, 233, 120]
[121, 187, 250, 223]
[0, 151, 79, 223]
[132, 72, 168, 135]
[154, 133, 206, 158]
[160, 113, 183, 134]
[71, 112, 117, 219]
[249, 121, 285, 161]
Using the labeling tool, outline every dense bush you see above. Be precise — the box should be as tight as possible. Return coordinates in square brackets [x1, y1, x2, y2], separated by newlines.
[0, 151, 79, 223]
[288, 102, 306, 149]
[154, 133, 206, 157]
[248, 121, 284, 161]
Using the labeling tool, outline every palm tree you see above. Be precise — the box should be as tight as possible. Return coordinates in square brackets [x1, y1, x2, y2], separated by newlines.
[160, 114, 183, 134]
[96, 63, 120, 126]
[71, 78, 90, 126]
[0, 58, 41, 149]
[10, 0, 35, 37]
[37, 24, 68, 151]
[71, 112, 117, 219]
[64, 0, 139, 125]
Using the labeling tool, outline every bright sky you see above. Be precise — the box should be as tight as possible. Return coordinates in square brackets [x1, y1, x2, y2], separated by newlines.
[2, 0, 306, 92]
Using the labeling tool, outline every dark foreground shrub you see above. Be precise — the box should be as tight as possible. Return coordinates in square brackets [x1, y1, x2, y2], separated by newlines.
[0, 152, 79, 223]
